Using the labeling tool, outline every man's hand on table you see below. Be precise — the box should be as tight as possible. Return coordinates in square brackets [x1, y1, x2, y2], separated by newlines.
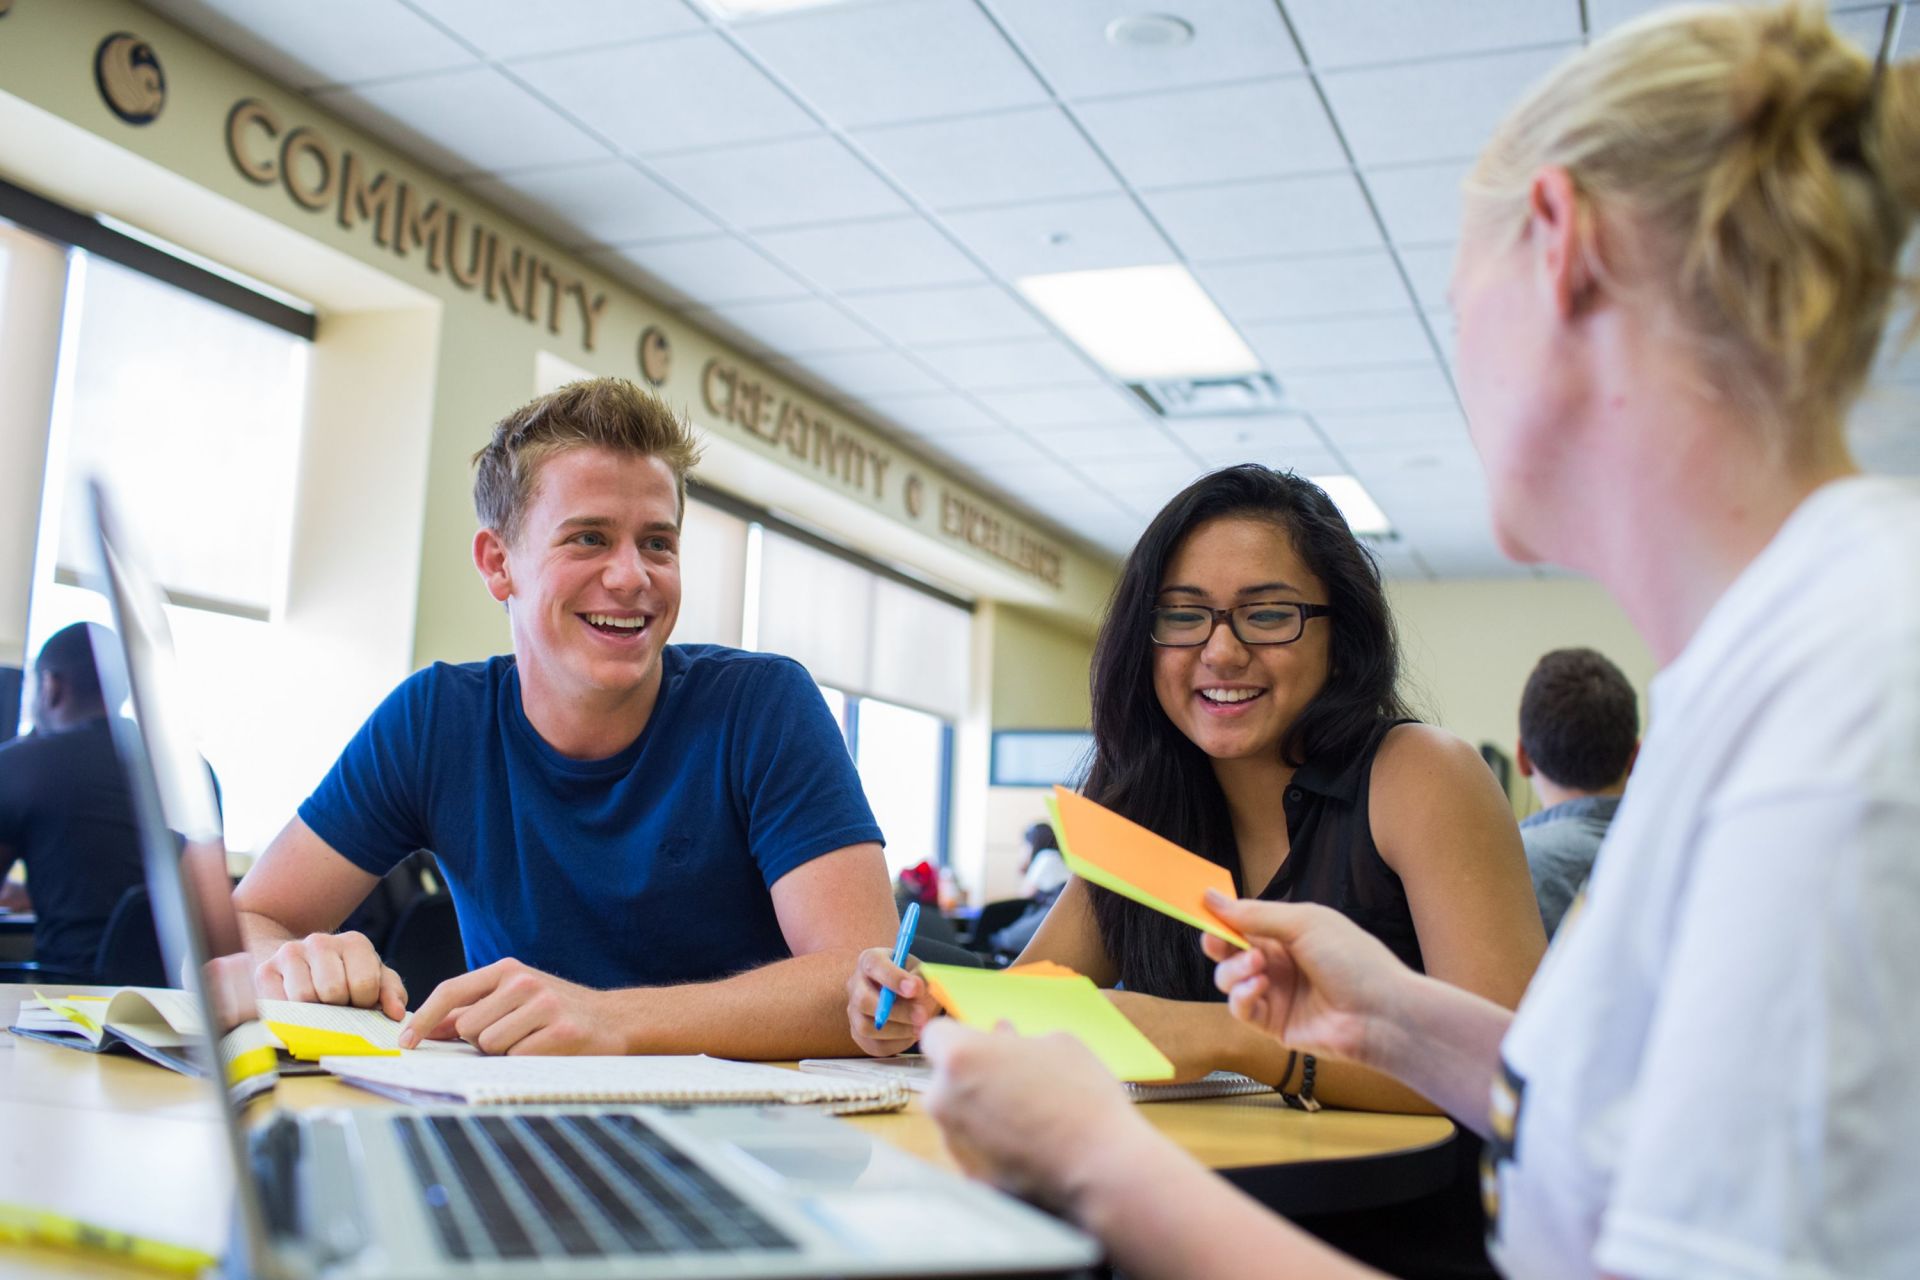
[254, 929, 407, 1021]
[399, 958, 625, 1055]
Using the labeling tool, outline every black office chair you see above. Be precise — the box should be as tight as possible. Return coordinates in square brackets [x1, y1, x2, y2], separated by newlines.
[0, 883, 168, 987]
[907, 935, 984, 969]
[381, 893, 467, 1010]
[965, 897, 1032, 952]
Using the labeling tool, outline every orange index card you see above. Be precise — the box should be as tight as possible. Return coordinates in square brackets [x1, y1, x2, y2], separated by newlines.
[1048, 786, 1248, 948]
[1003, 960, 1080, 979]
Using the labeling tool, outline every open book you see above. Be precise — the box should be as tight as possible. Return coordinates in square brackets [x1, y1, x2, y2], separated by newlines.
[321, 1054, 910, 1115]
[9, 987, 471, 1076]
[797, 1055, 1274, 1104]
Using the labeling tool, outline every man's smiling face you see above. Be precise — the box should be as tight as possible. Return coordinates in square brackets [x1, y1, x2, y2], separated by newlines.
[487, 445, 682, 704]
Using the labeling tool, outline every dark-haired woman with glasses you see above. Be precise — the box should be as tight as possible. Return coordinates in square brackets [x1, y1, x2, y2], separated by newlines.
[846, 465, 1545, 1269]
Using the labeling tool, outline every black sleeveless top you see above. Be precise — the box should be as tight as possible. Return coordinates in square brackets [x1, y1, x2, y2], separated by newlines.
[1242, 717, 1424, 974]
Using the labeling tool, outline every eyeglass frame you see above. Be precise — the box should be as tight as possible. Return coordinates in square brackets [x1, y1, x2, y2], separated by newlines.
[1148, 601, 1333, 648]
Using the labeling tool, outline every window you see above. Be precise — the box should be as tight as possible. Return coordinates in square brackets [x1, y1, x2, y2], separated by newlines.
[46, 253, 309, 617]
[816, 683, 953, 877]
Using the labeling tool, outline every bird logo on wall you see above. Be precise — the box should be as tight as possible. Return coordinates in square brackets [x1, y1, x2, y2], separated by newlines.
[95, 33, 166, 126]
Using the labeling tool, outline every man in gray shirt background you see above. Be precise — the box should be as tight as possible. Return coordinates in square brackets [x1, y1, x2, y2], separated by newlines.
[1515, 648, 1639, 937]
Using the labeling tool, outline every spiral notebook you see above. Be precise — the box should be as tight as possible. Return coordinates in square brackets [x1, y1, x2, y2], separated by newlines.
[319, 1053, 911, 1114]
[798, 1055, 1273, 1104]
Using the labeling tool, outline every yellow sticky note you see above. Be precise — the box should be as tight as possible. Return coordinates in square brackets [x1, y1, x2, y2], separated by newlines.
[33, 991, 104, 1035]
[1048, 788, 1248, 948]
[919, 963, 1175, 1082]
[266, 1023, 399, 1061]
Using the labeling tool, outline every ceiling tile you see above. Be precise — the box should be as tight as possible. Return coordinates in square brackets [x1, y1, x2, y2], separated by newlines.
[462, 162, 715, 247]
[1322, 46, 1574, 167]
[769, 349, 947, 400]
[1025, 421, 1194, 460]
[942, 195, 1172, 278]
[1244, 312, 1435, 373]
[510, 31, 815, 155]
[1073, 77, 1344, 188]
[1198, 439, 1345, 475]
[1284, 361, 1457, 411]
[1193, 251, 1413, 322]
[589, 234, 809, 306]
[925, 428, 1059, 470]
[985, 0, 1302, 99]
[976, 385, 1149, 427]
[1365, 161, 1471, 245]
[688, 296, 882, 355]
[1313, 409, 1474, 453]
[1395, 244, 1457, 311]
[1285, 0, 1583, 71]
[147, 0, 476, 89]
[645, 135, 909, 231]
[755, 217, 982, 292]
[732, 0, 1048, 128]
[1143, 173, 1382, 262]
[853, 392, 1007, 437]
[842, 284, 1049, 345]
[314, 67, 608, 176]
[912, 339, 1104, 390]
[1074, 454, 1207, 489]
[1163, 412, 1325, 461]
[852, 107, 1118, 211]
[408, 0, 703, 59]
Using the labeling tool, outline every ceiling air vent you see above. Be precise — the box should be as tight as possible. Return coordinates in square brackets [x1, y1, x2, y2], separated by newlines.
[1130, 372, 1284, 419]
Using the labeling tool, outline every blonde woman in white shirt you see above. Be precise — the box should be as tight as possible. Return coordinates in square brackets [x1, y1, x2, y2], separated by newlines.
[918, 4, 1920, 1278]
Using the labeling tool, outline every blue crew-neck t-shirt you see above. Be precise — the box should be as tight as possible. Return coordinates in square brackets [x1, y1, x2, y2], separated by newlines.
[298, 645, 883, 989]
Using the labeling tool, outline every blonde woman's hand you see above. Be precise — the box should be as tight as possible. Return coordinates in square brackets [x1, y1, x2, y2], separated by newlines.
[1202, 890, 1413, 1068]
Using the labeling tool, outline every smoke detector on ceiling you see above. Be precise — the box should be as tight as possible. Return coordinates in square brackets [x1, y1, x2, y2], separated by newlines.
[1130, 372, 1284, 418]
[1105, 14, 1195, 48]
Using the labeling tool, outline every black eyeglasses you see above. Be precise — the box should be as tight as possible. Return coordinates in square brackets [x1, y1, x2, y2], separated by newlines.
[1150, 601, 1332, 647]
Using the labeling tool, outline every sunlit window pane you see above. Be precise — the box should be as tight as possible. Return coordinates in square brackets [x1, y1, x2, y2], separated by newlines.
[854, 696, 947, 875]
[53, 254, 308, 615]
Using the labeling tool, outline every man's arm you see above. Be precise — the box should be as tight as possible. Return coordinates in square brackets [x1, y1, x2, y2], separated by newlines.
[233, 816, 407, 1018]
[0, 844, 27, 913]
[402, 842, 898, 1057]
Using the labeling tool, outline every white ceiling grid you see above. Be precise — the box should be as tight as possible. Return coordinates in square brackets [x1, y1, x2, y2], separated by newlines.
[144, 0, 1919, 580]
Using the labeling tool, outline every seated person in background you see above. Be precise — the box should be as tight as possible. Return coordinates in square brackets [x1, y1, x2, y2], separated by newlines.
[234, 378, 898, 1058]
[1018, 821, 1069, 898]
[0, 624, 143, 977]
[1514, 647, 1637, 937]
[852, 465, 1548, 1273]
[985, 822, 1070, 956]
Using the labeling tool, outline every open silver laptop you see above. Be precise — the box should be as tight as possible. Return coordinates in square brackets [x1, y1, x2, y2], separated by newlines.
[78, 478, 1100, 1280]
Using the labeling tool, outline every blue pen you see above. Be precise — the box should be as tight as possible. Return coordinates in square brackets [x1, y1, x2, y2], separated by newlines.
[874, 901, 921, 1031]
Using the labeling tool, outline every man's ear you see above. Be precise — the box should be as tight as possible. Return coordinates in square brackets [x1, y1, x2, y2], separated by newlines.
[473, 527, 513, 604]
[37, 672, 64, 713]
[1515, 740, 1535, 778]
[1527, 165, 1593, 320]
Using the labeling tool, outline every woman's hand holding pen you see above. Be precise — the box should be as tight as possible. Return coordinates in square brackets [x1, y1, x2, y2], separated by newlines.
[846, 947, 943, 1056]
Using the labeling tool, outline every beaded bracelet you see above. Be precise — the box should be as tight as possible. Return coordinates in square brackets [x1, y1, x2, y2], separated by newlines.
[1278, 1053, 1321, 1112]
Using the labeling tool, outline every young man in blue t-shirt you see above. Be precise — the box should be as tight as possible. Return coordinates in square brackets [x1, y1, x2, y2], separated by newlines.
[233, 378, 898, 1057]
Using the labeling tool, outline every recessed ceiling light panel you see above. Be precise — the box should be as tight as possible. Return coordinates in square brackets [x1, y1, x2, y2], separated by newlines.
[1309, 474, 1395, 539]
[1017, 264, 1259, 381]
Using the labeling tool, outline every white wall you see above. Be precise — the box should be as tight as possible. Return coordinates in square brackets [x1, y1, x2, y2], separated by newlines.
[1388, 575, 1656, 813]
[0, 225, 66, 667]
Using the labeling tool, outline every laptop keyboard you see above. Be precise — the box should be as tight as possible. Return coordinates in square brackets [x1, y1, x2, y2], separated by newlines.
[393, 1112, 796, 1263]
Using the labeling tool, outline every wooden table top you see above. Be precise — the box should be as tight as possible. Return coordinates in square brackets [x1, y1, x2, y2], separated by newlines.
[0, 986, 1456, 1277]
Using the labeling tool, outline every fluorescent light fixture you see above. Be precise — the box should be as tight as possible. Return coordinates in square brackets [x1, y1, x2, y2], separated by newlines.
[696, 0, 858, 16]
[1016, 264, 1260, 381]
[1309, 475, 1395, 538]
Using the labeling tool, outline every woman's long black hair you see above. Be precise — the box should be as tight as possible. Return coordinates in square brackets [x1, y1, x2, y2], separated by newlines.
[1082, 465, 1409, 1001]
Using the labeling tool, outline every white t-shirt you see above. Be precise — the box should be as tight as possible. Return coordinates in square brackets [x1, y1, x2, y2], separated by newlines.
[1490, 477, 1920, 1280]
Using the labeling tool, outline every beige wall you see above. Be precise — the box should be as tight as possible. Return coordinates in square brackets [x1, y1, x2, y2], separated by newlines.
[1389, 575, 1655, 814]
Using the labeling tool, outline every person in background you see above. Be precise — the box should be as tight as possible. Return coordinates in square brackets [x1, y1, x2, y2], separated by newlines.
[1018, 821, 1069, 899]
[1514, 648, 1638, 937]
[856, 464, 1547, 1275]
[916, 4, 1920, 1277]
[0, 623, 143, 977]
[234, 378, 899, 1058]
